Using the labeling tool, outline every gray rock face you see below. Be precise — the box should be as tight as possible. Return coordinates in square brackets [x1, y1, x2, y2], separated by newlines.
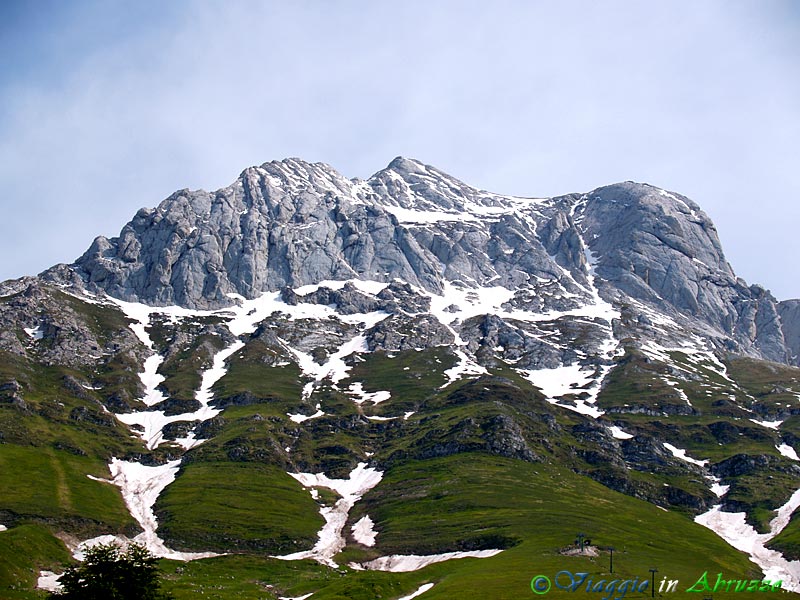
[779, 300, 800, 364]
[65, 160, 444, 309]
[0, 279, 142, 369]
[36, 157, 799, 366]
[577, 183, 791, 363]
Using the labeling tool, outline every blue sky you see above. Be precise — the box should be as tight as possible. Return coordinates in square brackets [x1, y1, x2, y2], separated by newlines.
[1, 1, 798, 298]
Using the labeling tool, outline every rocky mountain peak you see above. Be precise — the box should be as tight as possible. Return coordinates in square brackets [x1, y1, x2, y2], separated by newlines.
[30, 157, 799, 366]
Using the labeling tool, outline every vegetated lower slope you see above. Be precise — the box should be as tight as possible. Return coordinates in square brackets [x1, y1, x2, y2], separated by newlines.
[157, 457, 760, 600]
[1, 280, 799, 598]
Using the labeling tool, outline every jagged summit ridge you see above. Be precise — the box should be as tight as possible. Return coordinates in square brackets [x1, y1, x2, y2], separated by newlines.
[34, 156, 798, 366]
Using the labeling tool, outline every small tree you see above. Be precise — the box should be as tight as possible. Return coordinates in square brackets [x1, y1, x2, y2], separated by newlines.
[49, 542, 174, 600]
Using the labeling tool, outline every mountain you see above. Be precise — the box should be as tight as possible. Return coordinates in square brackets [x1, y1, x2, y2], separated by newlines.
[2, 157, 800, 599]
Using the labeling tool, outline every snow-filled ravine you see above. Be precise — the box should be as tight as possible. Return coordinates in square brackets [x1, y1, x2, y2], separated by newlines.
[275, 463, 383, 567]
[633, 434, 800, 591]
[695, 489, 800, 592]
[355, 549, 504, 572]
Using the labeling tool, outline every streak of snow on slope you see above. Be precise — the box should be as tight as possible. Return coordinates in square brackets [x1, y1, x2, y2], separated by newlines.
[658, 188, 699, 218]
[398, 583, 435, 600]
[109, 458, 219, 561]
[0, 524, 6, 532]
[359, 549, 504, 572]
[383, 205, 481, 224]
[275, 463, 383, 567]
[279, 594, 314, 600]
[662, 377, 691, 406]
[661, 442, 729, 498]
[751, 419, 784, 430]
[351, 515, 377, 546]
[174, 340, 245, 449]
[225, 287, 390, 337]
[195, 340, 245, 406]
[281, 334, 369, 401]
[663, 443, 708, 467]
[115, 340, 244, 450]
[514, 223, 619, 417]
[696, 488, 800, 591]
[110, 300, 171, 447]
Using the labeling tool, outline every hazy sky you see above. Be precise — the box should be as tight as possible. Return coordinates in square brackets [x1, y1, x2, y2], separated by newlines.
[1, 1, 798, 299]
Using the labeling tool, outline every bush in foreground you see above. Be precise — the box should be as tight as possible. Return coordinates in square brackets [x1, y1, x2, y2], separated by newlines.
[49, 542, 174, 600]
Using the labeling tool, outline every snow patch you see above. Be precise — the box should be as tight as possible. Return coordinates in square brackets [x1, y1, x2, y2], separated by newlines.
[347, 382, 391, 405]
[223, 288, 389, 337]
[708, 476, 730, 498]
[351, 515, 377, 546]
[778, 444, 799, 461]
[282, 334, 369, 400]
[24, 325, 43, 340]
[294, 279, 389, 297]
[520, 364, 605, 418]
[609, 426, 633, 440]
[37, 571, 62, 592]
[383, 205, 481, 224]
[71, 534, 132, 560]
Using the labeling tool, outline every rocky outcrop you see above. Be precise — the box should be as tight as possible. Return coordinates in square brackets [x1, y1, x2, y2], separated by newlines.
[0, 279, 142, 369]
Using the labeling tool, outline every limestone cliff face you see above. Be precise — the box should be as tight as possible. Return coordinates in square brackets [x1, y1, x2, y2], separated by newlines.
[35, 157, 798, 366]
[779, 300, 800, 364]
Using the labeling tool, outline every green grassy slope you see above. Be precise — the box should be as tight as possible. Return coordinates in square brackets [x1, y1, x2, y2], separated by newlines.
[155, 455, 763, 599]
[155, 462, 323, 554]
